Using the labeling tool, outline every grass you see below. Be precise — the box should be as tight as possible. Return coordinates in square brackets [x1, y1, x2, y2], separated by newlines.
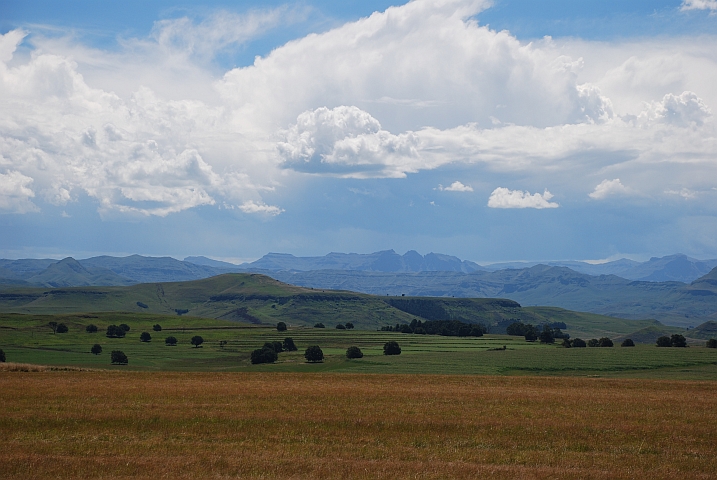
[1, 372, 716, 479]
[2, 312, 716, 378]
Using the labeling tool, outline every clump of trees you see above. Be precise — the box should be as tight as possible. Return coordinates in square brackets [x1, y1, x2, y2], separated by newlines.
[251, 343, 279, 364]
[49, 321, 68, 334]
[153, 324, 162, 332]
[507, 322, 569, 343]
[584, 338, 614, 347]
[571, 338, 587, 348]
[304, 345, 324, 363]
[345, 323, 354, 330]
[707, 339, 717, 348]
[111, 350, 128, 364]
[346, 346, 363, 359]
[119, 324, 130, 332]
[191, 336, 204, 348]
[657, 334, 687, 347]
[276, 322, 287, 332]
[381, 318, 486, 337]
[621, 339, 635, 347]
[140, 332, 152, 342]
[539, 325, 555, 344]
[314, 323, 325, 328]
[335, 324, 346, 330]
[165, 336, 178, 346]
[383, 341, 401, 356]
[86, 324, 98, 333]
[91, 344, 102, 355]
[106, 325, 126, 338]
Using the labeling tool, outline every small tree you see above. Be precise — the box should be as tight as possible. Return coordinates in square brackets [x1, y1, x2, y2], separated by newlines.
[140, 332, 152, 342]
[561, 338, 572, 348]
[56, 323, 68, 333]
[276, 322, 287, 332]
[86, 324, 98, 333]
[335, 324, 346, 330]
[191, 336, 204, 348]
[304, 345, 324, 363]
[656, 336, 672, 347]
[165, 336, 178, 346]
[539, 325, 555, 344]
[383, 341, 401, 356]
[119, 324, 130, 332]
[153, 324, 162, 332]
[345, 322, 354, 330]
[251, 347, 278, 364]
[0, 349, 5, 362]
[598, 337, 614, 347]
[49, 321, 58, 334]
[314, 323, 325, 328]
[91, 344, 102, 355]
[571, 338, 587, 348]
[587, 339, 599, 347]
[671, 334, 687, 348]
[524, 324, 538, 342]
[283, 337, 298, 351]
[110, 350, 128, 364]
[621, 338, 635, 347]
[706, 339, 717, 349]
[106, 325, 126, 338]
[219, 340, 227, 349]
[346, 346, 363, 359]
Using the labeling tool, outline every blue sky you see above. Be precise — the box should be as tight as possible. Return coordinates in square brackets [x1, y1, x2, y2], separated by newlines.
[0, 0, 716, 263]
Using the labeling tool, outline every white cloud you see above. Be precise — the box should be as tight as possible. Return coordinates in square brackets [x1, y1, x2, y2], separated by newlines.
[638, 91, 712, 127]
[589, 179, 629, 199]
[238, 200, 284, 216]
[665, 188, 699, 199]
[438, 181, 473, 192]
[681, 0, 717, 11]
[0, 170, 39, 213]
[487, 188, 559, 209]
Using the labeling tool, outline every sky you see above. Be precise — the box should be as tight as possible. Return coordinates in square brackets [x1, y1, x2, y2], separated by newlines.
[0, 0, 716, 264]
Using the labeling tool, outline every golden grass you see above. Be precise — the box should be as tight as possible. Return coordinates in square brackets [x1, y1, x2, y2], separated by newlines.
[0, 362, 102, 372]
[1, 372, 716, 479]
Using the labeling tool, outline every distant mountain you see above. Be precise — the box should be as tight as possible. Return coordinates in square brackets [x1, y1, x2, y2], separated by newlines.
[244, 250, 483, 273]
[184, 256, 240, 269]
[0, 258, 58, 279]
[27, 257, 134, 288]
[79, 255, 229, 283]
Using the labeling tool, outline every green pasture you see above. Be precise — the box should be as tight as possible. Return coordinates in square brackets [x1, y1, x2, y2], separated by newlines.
[1, 312, 716, 379]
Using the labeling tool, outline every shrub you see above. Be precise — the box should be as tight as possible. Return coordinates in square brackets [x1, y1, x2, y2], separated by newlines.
[106, 325, 126, 338]
[539, 325, 555, 344]
[251, 347, 278, 364]
[56, 323, 68, 334]
[598, 337, 614, 347]
[656, 336, 672, 347]
[345, 322, 354, 330]
[165, 336, 178, 346]
[561, 338, 572, 348]
[671, 334, 687, 348]
[136, 301, 148, 309]
[314, 323, 325, 328]
[346, 346, 364, 359]
[283, 337, 298, 352]
[175, 309, 189, 315]
[153, 324, 162, 332]
[571, 338, 587, 348]
[335, 324, 346, 330]
[110, 350, 128, 364]
[140, 332, 152, 342]
[707, 339, 717, 348]
[276, 322, 287, 332]
[383, 341, 401, 356]
[304, 345, 324, 363]
[86, 324, 98, 333]
[191, 336, 204, 348]
[0, 349, 5, 362]
[587, 339, 599, 347]
[119, 324, 130, 332]
[621, 338, 635, 347]
[91, 344, 102, 355]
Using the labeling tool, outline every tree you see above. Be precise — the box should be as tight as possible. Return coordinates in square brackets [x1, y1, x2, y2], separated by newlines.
[106, 325, 126, 338]
[56, 323, 68, 333]
[335, 324, 346, 330]
[264, 341, 283, 353]
[140, 332, 152, 342]
[49, 321, 58, 334]
[191, 336, 204, 348]
[707, 339, 717, 349]
[346, 346, 363, 359]
[283, 337, 298, 352]
[119, 324, 130, 332]
[219, 340, 227, 349]
[345, 322, 354, 330]
[153, 324, 162, 332]
[86, 324, 98, 333]
[598, 337, 614, 347]
[383, 341, 401, 356]
[251, 347, 278, 364]
[524, 324, 538, 342]
[91, 344, 102, 355]
[587, 339, 599, 347]
[0, 349, 5, 362]
[656, 336, 672, 347]
[314, 323, 325, 328]
[571, 338, 587, 348]
[507, 322, 526, 336]
[671, 334, 687, 348]
[304, 345, 324, 362]
[110, 350, 128, 364]
[276, 322, 287, 332]
[539, 325, 555, 344]
[165, 336, 178, 346]
[561, 338, 572, 348]
[621, 338, 635, 347]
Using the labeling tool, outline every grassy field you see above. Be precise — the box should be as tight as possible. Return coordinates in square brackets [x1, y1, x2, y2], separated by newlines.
[1, 312, 716, 378]
[1, 372, 716, 479]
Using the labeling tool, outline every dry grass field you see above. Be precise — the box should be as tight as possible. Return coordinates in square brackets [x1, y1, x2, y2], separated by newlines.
[1, 371, 716, 479]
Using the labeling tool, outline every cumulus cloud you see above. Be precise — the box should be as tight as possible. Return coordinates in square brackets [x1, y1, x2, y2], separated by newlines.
[638, 91, 712, 127]
[589, 179, 629, 199]
[487, 188, 559, 209]
[681, 0, 717, 11]
[438, 181, 473, 192]
[238, 200, 284, 216]
[0, 171, 39, 213]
